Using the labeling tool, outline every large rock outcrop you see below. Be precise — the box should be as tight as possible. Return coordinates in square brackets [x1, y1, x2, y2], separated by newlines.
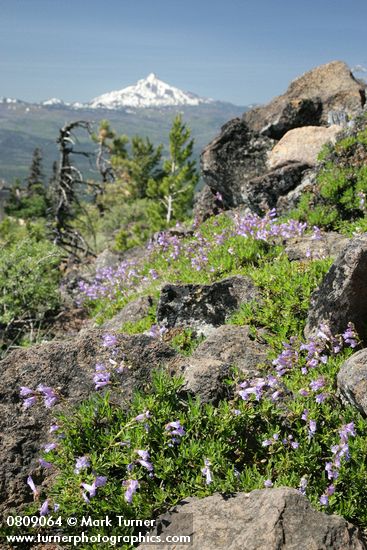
[138, 488, 365, 550]
[305, 235, 367, 343]
[200, 118, 273, 210]
[244, 61, 365, 139]
[195, 61, 366, 221]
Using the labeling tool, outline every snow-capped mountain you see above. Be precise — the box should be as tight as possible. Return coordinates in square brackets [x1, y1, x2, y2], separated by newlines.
[87, 73, 214, 109]
[41, 98, 67, 107]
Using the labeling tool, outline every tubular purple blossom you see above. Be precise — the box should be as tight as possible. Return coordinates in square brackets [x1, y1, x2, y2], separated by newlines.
[123, 479, 139, 504]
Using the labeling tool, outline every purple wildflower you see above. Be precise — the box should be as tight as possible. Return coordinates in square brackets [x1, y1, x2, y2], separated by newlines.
[81, 482, 96, 498]
[94, 476, 107, 488]
[308, 420, 317, 438]
[20, 386, 34, 397]
[148, 324, 167, 339]
[136, 450, 154, 472]
[23, 396, 37, 409]
[39, 458, 52, 469]
[27, 476, 39, 499]
[74, 456, 90, 474]
[315, 393, 327, 404]
[309, 377, 325, 391]
[201, 459, 212, 485]
[37, 385, 59, 408]
[135, 410, 150, 422]
[298, 477, 308, 496]
[320, 494, 329, 506]
[93, 364, 110, 390]
[39, 499, 49, 516]
[49, 424, 60, 433]
[43, 443, 57, 453]
[165, 420, 185, 437]
[102, 334, 118, 348]
[264, 479, 273, 488]
[123, 479, 139, 504]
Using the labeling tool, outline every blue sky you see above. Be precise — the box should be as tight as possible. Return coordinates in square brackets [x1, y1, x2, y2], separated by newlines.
[0, 0, 366, 105]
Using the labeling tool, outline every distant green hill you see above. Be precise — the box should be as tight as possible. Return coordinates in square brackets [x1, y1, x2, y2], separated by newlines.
[0, 101, 246, 183]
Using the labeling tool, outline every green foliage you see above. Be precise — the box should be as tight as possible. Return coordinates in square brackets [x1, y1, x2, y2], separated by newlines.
[5, 148, 49, 220]
[167, 328, 205, 356]
[0, 238, 61, 326]
[291, 121, 367, 230]
[230, 256, 333, 343]
[25, 356, 367, 548]
[147, 114, 198, 223]
[113, 199, 163, 252]
[112, 136, 163, 200]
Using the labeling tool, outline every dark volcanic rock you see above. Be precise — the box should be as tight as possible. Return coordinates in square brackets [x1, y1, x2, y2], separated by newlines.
[138, 488, 365, 550]
[0, 330, 178, 514]
[193, 183, 225, 223]
[243, 161, 311, 214]
[178, 325, 269, 403]
[243, 61, 365, 139]
[304, 235, 367, 343]
[157, 276, 259, 335]
[337, 349, 367, 417]
[200, 118, 273, 209]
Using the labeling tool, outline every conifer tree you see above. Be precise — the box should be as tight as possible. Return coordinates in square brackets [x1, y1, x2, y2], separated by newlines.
[27, 148, 44, 193]
[112, 135, 163, 200]
[147, 114, 198, 223]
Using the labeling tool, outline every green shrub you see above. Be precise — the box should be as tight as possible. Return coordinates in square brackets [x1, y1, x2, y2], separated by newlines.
[0, 238, 62, 327]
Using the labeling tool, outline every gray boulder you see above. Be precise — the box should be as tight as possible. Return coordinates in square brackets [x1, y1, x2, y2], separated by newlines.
[157, 276, 259, 335]
[337, 349, 367, 416]
[244, 61, 365, 139]
[179, 325, 269, 403]
[285, 231, 349, 261]
[0, 330, 178, 515]
[305, 235, 367, 343]
[138, 488, 365, 550]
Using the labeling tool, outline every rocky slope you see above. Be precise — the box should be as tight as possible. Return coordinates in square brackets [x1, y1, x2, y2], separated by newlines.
[2, 60, 367, 549]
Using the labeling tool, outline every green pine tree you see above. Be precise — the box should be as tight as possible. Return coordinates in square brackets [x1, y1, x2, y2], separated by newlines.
[147, 114, 198, 223]
[112, 135, 163, 200]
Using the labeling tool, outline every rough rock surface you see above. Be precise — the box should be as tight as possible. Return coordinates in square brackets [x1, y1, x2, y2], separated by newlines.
[157, 276, 259, 335]
[102, 295, 153, 331]
[337, 349, 367, 417]
[138, 488, 365, 550]
[268, 125, 342, 169]
[243, 162, 310, 214]
[285, 231, 349, 261]
[276, 169, 317, 213]
[0, 330, 178, 514]
[94, 248, 122, 271]
[178, 325, 269, 402]
[200, 118, 273, 209]
[305, 235, 367, 343]
[244, 61, 365, 139]
[193, 183, 225, 223]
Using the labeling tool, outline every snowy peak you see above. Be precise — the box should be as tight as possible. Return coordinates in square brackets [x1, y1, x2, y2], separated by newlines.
[88, 73, 213, 109]
[41, 98, 66, 107]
